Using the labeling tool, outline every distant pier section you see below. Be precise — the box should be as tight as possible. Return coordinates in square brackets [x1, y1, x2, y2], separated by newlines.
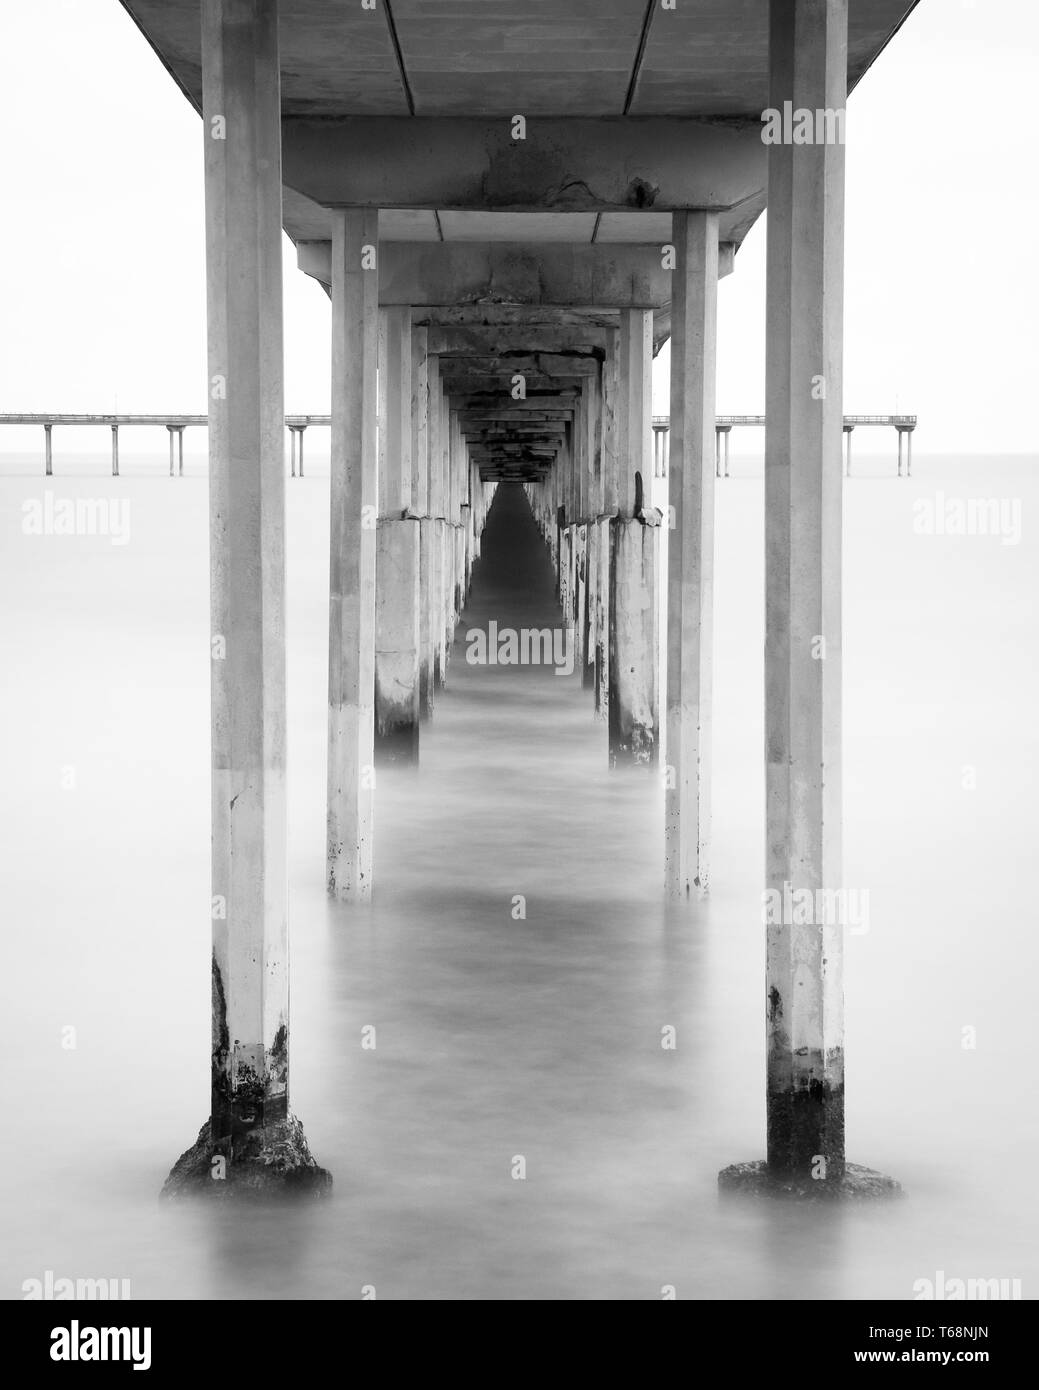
[1, 411, 918, 479]
[655, 413, 917, 478]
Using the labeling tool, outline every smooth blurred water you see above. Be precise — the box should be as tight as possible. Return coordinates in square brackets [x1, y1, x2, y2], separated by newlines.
[1, 449, 1037, 1300]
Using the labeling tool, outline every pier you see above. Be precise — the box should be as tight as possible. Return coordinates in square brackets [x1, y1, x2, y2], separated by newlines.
[2, 412, 918, 478]
[79, 0, 923, 1199]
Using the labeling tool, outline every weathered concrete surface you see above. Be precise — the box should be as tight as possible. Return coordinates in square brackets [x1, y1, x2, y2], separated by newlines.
[718, 1160, 902, 1202]
[609, 517, 659, 767]
[199, 0, 293, 1166]
[582, 521, 596, 691]
[760, 0, 850, 1186]
[327, 208, 379, 903]
[123, 0, 919, 266]
[298, 242, 673, 309]
[375, 518, 421, 764]
[122, 0, 919, 126]
[615, 310, 653, 518]
[665, 211, 718, 900]
[161, 1117, 331, 1201]
[410, 324, 429, 515]
[427, 325, 610, 357]
[378, 306, 412, 516]
[593, 516, 611, 721]
[418, 518, 436, 718]
[283, 116, 767, 215]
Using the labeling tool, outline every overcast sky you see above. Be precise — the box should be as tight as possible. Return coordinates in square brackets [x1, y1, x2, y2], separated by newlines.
[1, 0, 1036, 455]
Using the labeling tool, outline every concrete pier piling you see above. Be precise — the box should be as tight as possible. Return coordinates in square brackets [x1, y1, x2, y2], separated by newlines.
[375, 519, 421, 763]
[666, 211, 718, 899]
[288, 423, 305, 477]
[719, 0, 897, 1201]
[163, 0, 328, 1197]
[375, 308, 421, 763]
[608, 516, 659, 768]
[327, 206, 379, 903]
[607, 308, 658, 766]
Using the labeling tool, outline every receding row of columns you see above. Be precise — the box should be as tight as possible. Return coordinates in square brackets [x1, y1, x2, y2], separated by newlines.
[177, 0, 878, 1200]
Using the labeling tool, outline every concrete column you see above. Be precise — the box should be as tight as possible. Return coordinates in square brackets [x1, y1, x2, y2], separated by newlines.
[906, 428, 913, 477]
[162, 0, 328, 1198]
[666, 210, 719, 899]
[897, 428, 904, 477]
[412, 327, 434, 719]
[111, 425, 119, 478]
[327, 208, 379, 902]
[287, 424, 305, 478]
[583, 368, 603, 690]
[44, 423, 53, 477]
[375, 307, 420, 762]
[609, 310, 657, 763]
[609, 518, 659, 765]
[378, 306, 412, 516]
[169, 427, 177, 478]
[720, 0, 892, 1198]
[375, 519, 420, 762]
[424, 355, 443, 699]
[572, 387, 587, 671]
[178, 428, 185, 477]
[438, 386, 452, 681]
[449, 409, 463, 616]
[411, 324, 429, 517]
[616, 310, 653, 517]
[602, 326, 620, 515]
[594, 515, 611, 720]
[843, 424, 853, 477]
[596, 334, 619, 720]
[418, 519, 436, 717]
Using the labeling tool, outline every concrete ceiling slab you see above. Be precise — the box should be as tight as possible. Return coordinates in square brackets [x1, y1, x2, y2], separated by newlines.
[122, 1, 920, 120]
[596, 211, 675, 244]
[120, 1, 919, 257]
[438, 211, 599, 243]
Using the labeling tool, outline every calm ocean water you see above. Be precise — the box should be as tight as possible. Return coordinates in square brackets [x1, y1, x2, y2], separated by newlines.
[1, 449, 1036, 1299]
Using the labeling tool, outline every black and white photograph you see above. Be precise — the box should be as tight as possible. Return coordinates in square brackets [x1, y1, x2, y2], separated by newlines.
[1, 0, 1036, 1347]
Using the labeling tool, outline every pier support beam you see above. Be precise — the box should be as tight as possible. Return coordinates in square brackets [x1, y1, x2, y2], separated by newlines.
[168, 426, 185, 478]
[375, 306, 420, 762]
[163, 0, 328, 1198]
[289, 423, 305, 477]
[375, 520, 421, 762]
[720, 0, 896, 1200]
[608, 310, 658, 765]
[666, 211, 718, 898]
[609, 516, 659, 767]
[327, 208, 379, 901]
